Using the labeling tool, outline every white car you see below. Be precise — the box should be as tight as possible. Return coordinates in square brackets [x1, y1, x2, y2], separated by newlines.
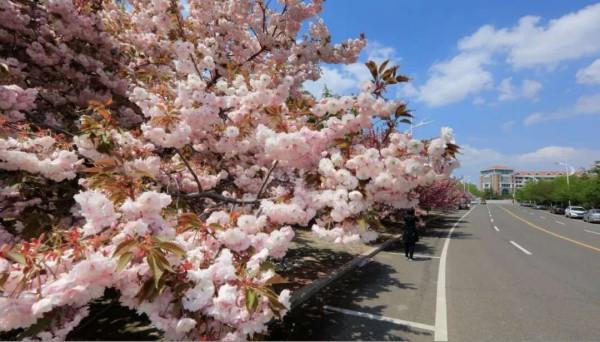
[565, 206, 586, 219]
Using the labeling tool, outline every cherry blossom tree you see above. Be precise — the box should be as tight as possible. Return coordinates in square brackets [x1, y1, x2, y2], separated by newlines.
[0, 0, 460, 339]
[416, 178, 469, 212]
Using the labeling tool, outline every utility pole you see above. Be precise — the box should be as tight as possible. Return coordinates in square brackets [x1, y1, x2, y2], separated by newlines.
[557, 161, 573, 208]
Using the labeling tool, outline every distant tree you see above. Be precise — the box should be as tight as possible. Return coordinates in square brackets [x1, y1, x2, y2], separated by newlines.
[465, 183, 483, 197]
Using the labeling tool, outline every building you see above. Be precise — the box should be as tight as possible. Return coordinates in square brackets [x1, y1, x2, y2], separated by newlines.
[480, 165, 515, 195]
[480, 166, 566, 195]
[513, 171, 566, 190]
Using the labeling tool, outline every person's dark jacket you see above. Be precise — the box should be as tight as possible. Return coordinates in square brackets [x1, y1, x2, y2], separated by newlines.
[403, 215, 419, 244]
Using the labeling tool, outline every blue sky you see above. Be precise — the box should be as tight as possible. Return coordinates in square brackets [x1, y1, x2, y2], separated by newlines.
[303, 0, 600, 184]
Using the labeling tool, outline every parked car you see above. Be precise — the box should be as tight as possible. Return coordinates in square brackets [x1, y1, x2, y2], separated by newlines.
[550, 206, 565, 215]
[481, 199, 487, 205]
[583, 209, 600, 223]
[458, 202, 470, 210]
[534, 203, 548, 210]
[565, 206, 587, 219]
[521, 201, 533, 207]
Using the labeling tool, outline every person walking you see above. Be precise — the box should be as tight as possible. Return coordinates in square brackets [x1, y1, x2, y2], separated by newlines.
[403, 208, 419, 260]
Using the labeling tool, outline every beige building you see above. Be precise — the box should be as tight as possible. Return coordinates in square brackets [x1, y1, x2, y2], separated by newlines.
[480, 165, 515, 195]
[480, 166, 566, 195]
[513, 171, 566, 190]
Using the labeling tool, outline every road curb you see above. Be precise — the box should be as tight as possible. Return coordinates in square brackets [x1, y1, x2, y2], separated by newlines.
[288, 233, 402, 309]
[288, 213, 444, 310]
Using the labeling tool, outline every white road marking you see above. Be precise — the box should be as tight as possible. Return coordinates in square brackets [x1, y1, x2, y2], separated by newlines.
[584, 229, 600, 236]
[510, 240, 532, 255]
[493, 225, 500, 232]
[555, 221, 565, 225]
[435, 207, 474, 341]
[323, 305, 435, 332]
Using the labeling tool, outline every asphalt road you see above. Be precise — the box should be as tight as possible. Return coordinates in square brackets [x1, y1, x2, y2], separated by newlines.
[448, 203, 600, 341]
[269, 203, 600, 341]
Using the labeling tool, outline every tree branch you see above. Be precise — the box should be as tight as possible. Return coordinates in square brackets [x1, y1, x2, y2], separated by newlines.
[182, 191, 259, 204]
[176, 149, 203, 192]
[255, 160, 278, 200]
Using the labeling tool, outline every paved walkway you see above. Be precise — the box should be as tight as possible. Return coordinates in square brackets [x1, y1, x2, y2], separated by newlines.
[268, 213, 465, 341]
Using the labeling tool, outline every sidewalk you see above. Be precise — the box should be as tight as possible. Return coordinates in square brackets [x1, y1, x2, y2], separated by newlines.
[267, 214, 463, 341]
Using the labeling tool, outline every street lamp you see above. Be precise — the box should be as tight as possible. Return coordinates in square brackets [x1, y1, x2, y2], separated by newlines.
[406, 118, 433, 136]
[556, 161, 574, 208]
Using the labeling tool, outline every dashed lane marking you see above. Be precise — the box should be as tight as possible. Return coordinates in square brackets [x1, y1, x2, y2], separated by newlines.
[510, 240, 532, 255]
[555, 221, 565, 225]
[584, 229, 600, 236]
[501, 207, 600, 253]
[493, 225, 500, 232]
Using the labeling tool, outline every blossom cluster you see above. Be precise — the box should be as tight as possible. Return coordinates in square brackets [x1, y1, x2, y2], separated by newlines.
[0, 0, 460, 340]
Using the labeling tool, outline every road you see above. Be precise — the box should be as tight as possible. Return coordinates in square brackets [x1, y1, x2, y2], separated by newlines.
[268, 203, 600, 341]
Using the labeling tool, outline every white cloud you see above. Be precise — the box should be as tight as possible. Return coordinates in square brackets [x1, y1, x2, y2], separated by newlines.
[498, 78, 516, 100]
[523, 112, 545, 125]
[397, 83, 419, 99]
[417, 52, 493, 107]
[458, 3, 600, 68]
[498, 78, 542, 101]
[413, 3, 600, 107]
[522, 79, 543, 99]
[523, 92, 600, 125]
[501, 120, 516, 131]
[303, 66, 358, 97]
[458, 144, 600, 183]
[516, 146, 593, 164]
[574, 93, 600, 113]
[472, 96, 486, 105]
[576, 59, 600, 84]
[303, 42, 399, 98]
[364, 41, 399, 63]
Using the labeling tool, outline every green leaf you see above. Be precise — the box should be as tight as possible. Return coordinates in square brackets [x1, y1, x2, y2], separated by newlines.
[0, 272, 9, 290]
[7, 251, 27, 266]
[113, 239, 137, 257]
[0, 63, 9, 75]
[116, 252, 134, 272]
[258, 287, 287, 314]
[265, 274, 289, 285]
[381, 68, 395, 81]
[147, 253, 164, 289]
[365, 61, 378, 80]
[151, 236, 168, 243]
[357, 218, 368, 230]
[396, 75, 410, 83]
[208, 223, 223, 230]
[157, 241, 186, 257]
[136, 278, 158, 303]
[259, 260, 276, 273]
[245, 288, 259, 313]
[378, 60, 389, 74]
[152, 249, 174, 273]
